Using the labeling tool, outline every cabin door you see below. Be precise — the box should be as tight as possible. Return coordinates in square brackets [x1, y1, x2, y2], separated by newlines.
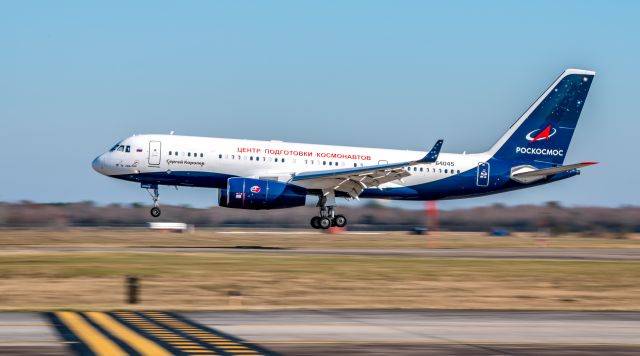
[148, 141, 161, 166]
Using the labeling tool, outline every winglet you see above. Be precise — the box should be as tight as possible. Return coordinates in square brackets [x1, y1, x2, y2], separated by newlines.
[418, 139, 444, 163]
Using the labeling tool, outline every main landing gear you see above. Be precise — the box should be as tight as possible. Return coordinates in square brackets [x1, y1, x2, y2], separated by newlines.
[310, 207, 348, 229]
[310, 191, 348, 230]
[144, 184, 161, 218]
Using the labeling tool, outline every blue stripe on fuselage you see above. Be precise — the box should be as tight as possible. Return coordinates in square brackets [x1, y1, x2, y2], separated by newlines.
[110, 158, 577, 200]
[110, 171, 234, 188]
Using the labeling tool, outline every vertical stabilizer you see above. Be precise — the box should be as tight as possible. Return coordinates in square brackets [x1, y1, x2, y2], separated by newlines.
[488, 69, 595, 165]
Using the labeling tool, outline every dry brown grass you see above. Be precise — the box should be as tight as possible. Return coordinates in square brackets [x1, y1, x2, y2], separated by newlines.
[1, 229, 639, 311]
[0, 250, 639, 311]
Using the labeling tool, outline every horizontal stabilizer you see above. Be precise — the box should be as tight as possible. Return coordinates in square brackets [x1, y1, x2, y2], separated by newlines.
[512, 162, 598, 178]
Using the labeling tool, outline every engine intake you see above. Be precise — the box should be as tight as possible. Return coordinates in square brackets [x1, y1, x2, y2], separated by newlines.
[218, 177, 307, 210]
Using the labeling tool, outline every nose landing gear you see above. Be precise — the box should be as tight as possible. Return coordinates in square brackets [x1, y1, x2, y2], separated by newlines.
[143, 184, 161, 218]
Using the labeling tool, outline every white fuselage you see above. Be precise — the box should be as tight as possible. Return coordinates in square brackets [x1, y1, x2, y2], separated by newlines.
[93, 134, 489, 193]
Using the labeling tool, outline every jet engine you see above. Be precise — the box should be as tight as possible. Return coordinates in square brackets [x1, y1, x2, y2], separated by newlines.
[218, 177, 307, 209]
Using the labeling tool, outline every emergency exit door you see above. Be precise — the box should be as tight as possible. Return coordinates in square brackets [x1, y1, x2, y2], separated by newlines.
[476, 162, 490, 187]
[148, 141, 161, 166]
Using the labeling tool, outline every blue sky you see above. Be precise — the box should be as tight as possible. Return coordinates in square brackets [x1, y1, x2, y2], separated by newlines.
[1, 1, 638, 209]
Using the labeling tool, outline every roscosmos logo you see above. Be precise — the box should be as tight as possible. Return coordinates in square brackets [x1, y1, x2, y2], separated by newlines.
[516, 124, 564, 156]
[526, 125, 556, 142]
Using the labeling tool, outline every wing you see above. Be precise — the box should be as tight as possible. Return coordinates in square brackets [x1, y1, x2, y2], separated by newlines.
[290, 140, 443, 199]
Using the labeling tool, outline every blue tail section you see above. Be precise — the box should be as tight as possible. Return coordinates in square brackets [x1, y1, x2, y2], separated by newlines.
[488, 69, 595, 166]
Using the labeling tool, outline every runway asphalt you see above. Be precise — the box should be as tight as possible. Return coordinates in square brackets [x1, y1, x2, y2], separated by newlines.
[2, 310, 639, 355]
[2, 245, 639, 260]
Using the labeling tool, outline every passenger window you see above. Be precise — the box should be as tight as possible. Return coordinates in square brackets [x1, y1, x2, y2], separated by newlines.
[250, 156, 254, 161]
[169, 151, 172, 155]
[323, 161, 326, 165]
[445, 169, 448, 173]
[354, 163, 358, 167]
[218, 154, 222, 159]
[282, 158, 285, 163]
[329, 162, 333, 166]
[457, 170, 460, 174]
[275, 158, 278, 162]
[420, 167, 423, 172]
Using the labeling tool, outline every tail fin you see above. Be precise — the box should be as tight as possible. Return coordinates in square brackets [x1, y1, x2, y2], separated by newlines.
[488, 69, 595, 166]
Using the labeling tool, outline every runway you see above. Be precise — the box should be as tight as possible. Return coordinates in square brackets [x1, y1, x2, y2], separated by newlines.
[2, 310, 639, 355]
[2, 245, 639, 260]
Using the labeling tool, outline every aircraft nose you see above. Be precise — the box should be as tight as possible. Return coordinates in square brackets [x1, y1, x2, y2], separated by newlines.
[92, 155, 105, 174]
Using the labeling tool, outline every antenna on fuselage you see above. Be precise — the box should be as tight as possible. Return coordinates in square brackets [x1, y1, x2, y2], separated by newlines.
[169, 131, 175, 135]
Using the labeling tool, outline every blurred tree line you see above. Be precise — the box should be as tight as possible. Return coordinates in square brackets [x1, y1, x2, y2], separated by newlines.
[0, 201, 638, 233]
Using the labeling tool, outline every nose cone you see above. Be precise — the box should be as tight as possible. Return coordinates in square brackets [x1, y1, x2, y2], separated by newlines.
[92, 155, 106, 175]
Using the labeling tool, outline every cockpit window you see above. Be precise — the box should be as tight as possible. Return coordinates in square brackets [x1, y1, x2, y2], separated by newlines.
[110, 144, 119, 151]
[117, 145, 124, 152]
[125, 145, 130, 153]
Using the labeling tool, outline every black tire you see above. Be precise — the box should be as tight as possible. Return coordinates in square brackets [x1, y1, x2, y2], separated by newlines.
[150, 207, 161, 218]
[334, 215, 347, 228]
[319, 217, 332, 229]
[310, 216, 321, 229]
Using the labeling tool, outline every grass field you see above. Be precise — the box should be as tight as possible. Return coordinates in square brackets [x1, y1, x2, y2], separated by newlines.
[0, 229, 639, 311]
[1, 228, 639, 249]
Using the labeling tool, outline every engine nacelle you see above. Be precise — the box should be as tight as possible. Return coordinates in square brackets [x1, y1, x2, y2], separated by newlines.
[218, 177, 307, 210]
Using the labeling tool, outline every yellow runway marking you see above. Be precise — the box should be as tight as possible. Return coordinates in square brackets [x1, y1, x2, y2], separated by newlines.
[86, 312, 171, 356]
[55, 312, 126, 356]
[140, 311, 273, 355]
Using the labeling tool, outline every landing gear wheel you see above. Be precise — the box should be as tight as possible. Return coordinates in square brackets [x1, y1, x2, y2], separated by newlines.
[319, 217, 332, 230]
[334, 215, 347, 228]
[150, 207, 161, 218]
[310, 216, 321, 229]
[146, 186, 161, 218]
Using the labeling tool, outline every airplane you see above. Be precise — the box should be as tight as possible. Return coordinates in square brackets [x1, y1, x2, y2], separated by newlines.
[92, 68, 597, 229]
